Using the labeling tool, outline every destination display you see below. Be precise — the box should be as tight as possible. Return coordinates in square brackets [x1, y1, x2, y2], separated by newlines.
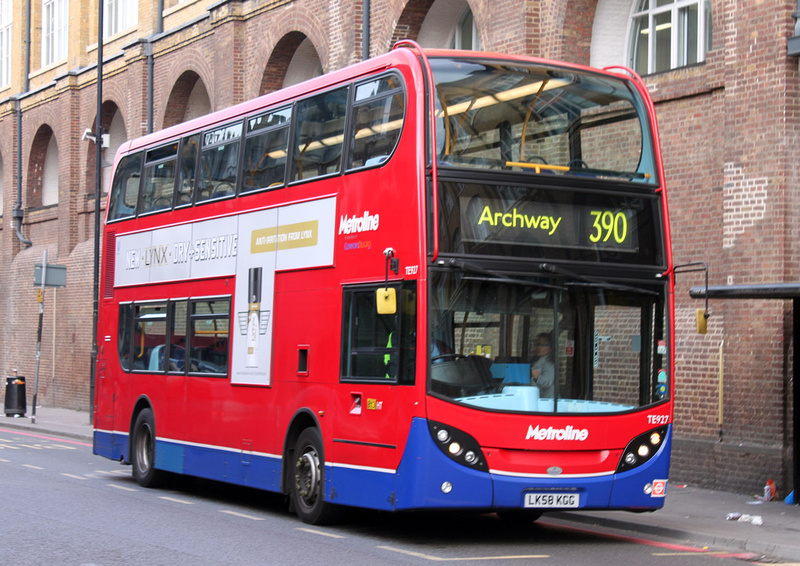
[438, 180, 662, 266]
[462, 197, 638, 253]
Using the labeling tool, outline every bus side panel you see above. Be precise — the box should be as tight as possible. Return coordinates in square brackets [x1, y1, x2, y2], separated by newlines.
[93, 353, 118, 459]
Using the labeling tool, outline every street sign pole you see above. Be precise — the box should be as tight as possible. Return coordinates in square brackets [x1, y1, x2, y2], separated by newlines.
[32, 250, 46, 424]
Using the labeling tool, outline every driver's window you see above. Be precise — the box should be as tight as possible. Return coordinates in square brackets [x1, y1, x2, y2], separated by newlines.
[341, 283, 416, 383]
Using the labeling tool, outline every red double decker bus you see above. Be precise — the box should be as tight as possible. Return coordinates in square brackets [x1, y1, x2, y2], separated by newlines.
[94, 43, 674, 524]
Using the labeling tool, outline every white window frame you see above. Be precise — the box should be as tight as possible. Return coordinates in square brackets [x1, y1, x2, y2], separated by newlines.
[450, 7, 480, 51]
[42, 0, 68, 67]
[627, 0, 711, 75]
[104, 0, 138, 38]
[0, 0, 11, 86]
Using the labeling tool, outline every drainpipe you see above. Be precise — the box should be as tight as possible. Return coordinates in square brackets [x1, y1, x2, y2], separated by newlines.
[362, 0, 370, 60]
[14, 0, 32, 246]
[146, 0, 163, 133]
[145, 40, 154, 133]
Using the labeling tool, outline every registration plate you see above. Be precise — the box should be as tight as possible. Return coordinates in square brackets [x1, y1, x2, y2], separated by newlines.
[524, 492, 580, 509]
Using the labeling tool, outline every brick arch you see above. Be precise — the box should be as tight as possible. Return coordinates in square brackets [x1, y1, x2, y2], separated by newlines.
[259, 32, 310, 96]
[101, 79, 133, 138]
[376, 0, 486, 54]
[249, 9, 329, 100]
[157, 48, 215, 130]
[26, 124, 55, 209]
[162, 71, 211, 129]
[388, 0, 436, 51]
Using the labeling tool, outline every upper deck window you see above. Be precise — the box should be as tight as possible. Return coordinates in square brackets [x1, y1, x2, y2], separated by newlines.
[107, 152, 142, 222]
[430, 58, 657, 184]
[242, 107, 292, 194]
[348, 74, 405, 170]
[290, 87, 349, 182]
[197, 122, 242, 202]
[141, 142, 179, 215]
[176, 134, 200, 207]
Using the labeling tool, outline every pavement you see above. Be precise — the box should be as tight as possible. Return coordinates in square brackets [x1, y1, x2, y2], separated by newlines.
[3, 407, 800, 564]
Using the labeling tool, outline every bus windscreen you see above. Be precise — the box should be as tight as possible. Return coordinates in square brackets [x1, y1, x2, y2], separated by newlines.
[430, 57, 657, 184]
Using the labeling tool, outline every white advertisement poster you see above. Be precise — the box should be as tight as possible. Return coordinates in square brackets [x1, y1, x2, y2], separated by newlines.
[114, 197, 337, 386]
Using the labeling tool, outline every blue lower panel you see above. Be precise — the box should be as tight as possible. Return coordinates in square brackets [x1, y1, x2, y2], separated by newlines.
[326, 418, 495, 511]
[95, 421, 672, 513]
[326, 464, 397, 511]
[608, 428, 672, 510]
[389, 418, 672, 512]
[93, 430, 129, 462]
[93, 430, 282, 493]
[393, 418, 494, 510]
[174, 441, 282, 492]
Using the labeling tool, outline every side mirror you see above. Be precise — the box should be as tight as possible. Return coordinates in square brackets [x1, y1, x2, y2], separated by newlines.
[376, 287, 397, 315]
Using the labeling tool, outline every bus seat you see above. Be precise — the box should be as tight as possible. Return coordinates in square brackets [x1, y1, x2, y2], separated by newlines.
[149, 344, 164, 371]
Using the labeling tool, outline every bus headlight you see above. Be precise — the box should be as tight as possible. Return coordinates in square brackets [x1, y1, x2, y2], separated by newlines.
[616, 426, 668, 473]
[429, 421, 488, 471]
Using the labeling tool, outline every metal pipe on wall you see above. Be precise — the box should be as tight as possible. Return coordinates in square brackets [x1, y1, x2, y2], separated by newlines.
[146, 0, 164, 133]
[90, 0, 105, 421]
[362, 0, 370, 60]
[14, 0, 32, 246]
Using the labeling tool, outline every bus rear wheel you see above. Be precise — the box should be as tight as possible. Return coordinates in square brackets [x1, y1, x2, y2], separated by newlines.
[291, 427, 338, 524]
[131, 408, 165, 488]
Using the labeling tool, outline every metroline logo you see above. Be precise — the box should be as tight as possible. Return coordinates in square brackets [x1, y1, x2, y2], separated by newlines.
[338, 211, 380, 235]
[526, 424, 589, 441]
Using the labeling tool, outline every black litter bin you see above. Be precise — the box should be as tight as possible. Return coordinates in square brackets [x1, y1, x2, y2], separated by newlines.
[4, 375, 26, 417]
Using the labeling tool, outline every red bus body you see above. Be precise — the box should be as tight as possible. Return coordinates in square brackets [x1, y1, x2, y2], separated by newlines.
[95, 46, 674, 523]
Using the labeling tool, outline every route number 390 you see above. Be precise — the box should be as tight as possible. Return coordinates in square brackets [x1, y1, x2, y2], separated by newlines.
[589, 210, 628, 244]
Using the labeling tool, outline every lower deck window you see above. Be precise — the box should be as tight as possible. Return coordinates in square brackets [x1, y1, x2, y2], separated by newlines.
[118, 297, 231, 376]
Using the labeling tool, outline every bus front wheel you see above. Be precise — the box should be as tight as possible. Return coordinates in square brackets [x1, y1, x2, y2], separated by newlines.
[131, 408, 165, 488]
[291, 427, 338, 524]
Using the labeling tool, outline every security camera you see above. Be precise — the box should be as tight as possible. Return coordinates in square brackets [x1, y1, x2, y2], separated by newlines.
[81, 128, 96, 143]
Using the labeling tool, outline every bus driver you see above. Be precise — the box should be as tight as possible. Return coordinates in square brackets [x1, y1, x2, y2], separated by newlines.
[530, 333, 555, 397]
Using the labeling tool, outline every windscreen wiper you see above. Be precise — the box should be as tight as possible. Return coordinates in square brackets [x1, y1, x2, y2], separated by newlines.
[444, 259, 566, 291]
[538, 262, 660, 296]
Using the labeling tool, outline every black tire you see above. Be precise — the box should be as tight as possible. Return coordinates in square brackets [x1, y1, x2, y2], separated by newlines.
[131, 408, 166, 488]
[291, 427, 339, 525]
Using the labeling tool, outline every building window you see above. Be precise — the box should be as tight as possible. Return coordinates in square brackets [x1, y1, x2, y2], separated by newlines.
[0, 0, 11, 86]
[104, 0, 138, 37]
[450, 7, 480, 50]
[628, 0, 711, 75]
[42, 0, 68, 67]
